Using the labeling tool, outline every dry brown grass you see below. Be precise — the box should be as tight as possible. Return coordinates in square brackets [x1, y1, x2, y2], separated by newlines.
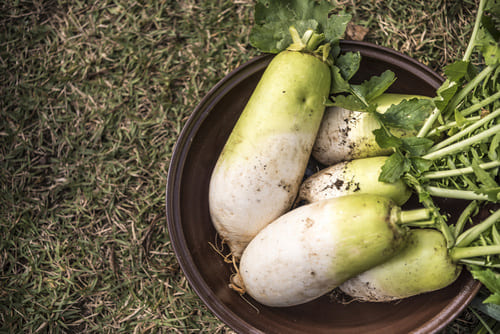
[0, 0, 487, 333]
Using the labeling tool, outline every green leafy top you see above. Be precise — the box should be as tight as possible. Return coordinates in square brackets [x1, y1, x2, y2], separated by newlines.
[249, 0, 351, 55]
[463, 0, 499, 65]
[372, 0, 500, 188]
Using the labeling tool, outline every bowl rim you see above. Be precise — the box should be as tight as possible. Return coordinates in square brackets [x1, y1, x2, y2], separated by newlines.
[166, 39, 481, 334]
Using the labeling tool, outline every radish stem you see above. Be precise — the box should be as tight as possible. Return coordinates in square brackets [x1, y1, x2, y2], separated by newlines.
[428, 108, 500, 152]
[459, 259, 500, 268]
[418, 106, 441, 138]
[460, 91, 500, 117]
[401, 220, 437, 228]
[287, 26, 306, 50]
[454, 200, 479, 238]
[462, 0, 487, 62]
[455, 209, 500, 247]
[427, 116, 481, 137]
[422, 123, 500, 160]
[493, 225, 500, 245]
[421, 160, 500, 180]
[404, 173, 455, 247]
[451, 245, 500, 261]
[302, 29, 314, 45]
[397, 208, 432, 224]
[306, 32, 325, 51]
[418, 66, 497, 139]
[443, 65, 496, 119]
[425, 186, 490, 201]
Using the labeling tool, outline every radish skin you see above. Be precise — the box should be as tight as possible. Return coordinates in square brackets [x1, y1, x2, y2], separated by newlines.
[339, 229, 462, 302]
[312, 94, 429, 166]
[236, 194, 413, 307]
[296, 156, 412, 206]
[209, 51, 331, 258]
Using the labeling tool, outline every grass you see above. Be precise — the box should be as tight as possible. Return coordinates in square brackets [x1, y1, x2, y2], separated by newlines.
[0, 0, 491, 333]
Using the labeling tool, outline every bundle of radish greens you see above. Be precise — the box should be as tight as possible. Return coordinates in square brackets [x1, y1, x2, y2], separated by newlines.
[207, 0, 500, 318]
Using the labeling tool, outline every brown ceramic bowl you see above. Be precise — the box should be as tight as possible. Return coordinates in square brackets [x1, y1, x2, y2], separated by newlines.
[166, 40, 481, 334]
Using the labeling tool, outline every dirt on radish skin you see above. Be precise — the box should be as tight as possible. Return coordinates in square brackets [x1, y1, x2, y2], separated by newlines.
[209, 51, 331, 259]
[235, 194, 417, 307]
[210, 133, 312, 252]
[312, 94, 429, 166]
[297, 156, 412, 206]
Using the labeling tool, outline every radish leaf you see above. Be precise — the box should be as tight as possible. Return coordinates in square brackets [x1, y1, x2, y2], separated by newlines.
[470, 267, 500, 305]
[351, 70, 396, 102]
[377, 98, 434, 130]
[249, 0, 350, 54]
[373, 128, 402, 149]
[443, 60, 470, 82]
[330, 65, 352, 94]
[401, 137, 434, 156]
[379, 152, 411, 183]
[335, 51, 361, 81]
[329, 93, 368, 111]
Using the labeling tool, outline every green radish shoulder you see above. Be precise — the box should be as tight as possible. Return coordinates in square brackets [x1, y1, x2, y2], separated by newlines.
[340, 209, 500, 302]
[339, 229, 461, 302]
[208, 0, 352, 258]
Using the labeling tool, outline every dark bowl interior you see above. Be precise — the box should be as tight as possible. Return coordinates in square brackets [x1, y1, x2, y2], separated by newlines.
[166, 40, 481, 334]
